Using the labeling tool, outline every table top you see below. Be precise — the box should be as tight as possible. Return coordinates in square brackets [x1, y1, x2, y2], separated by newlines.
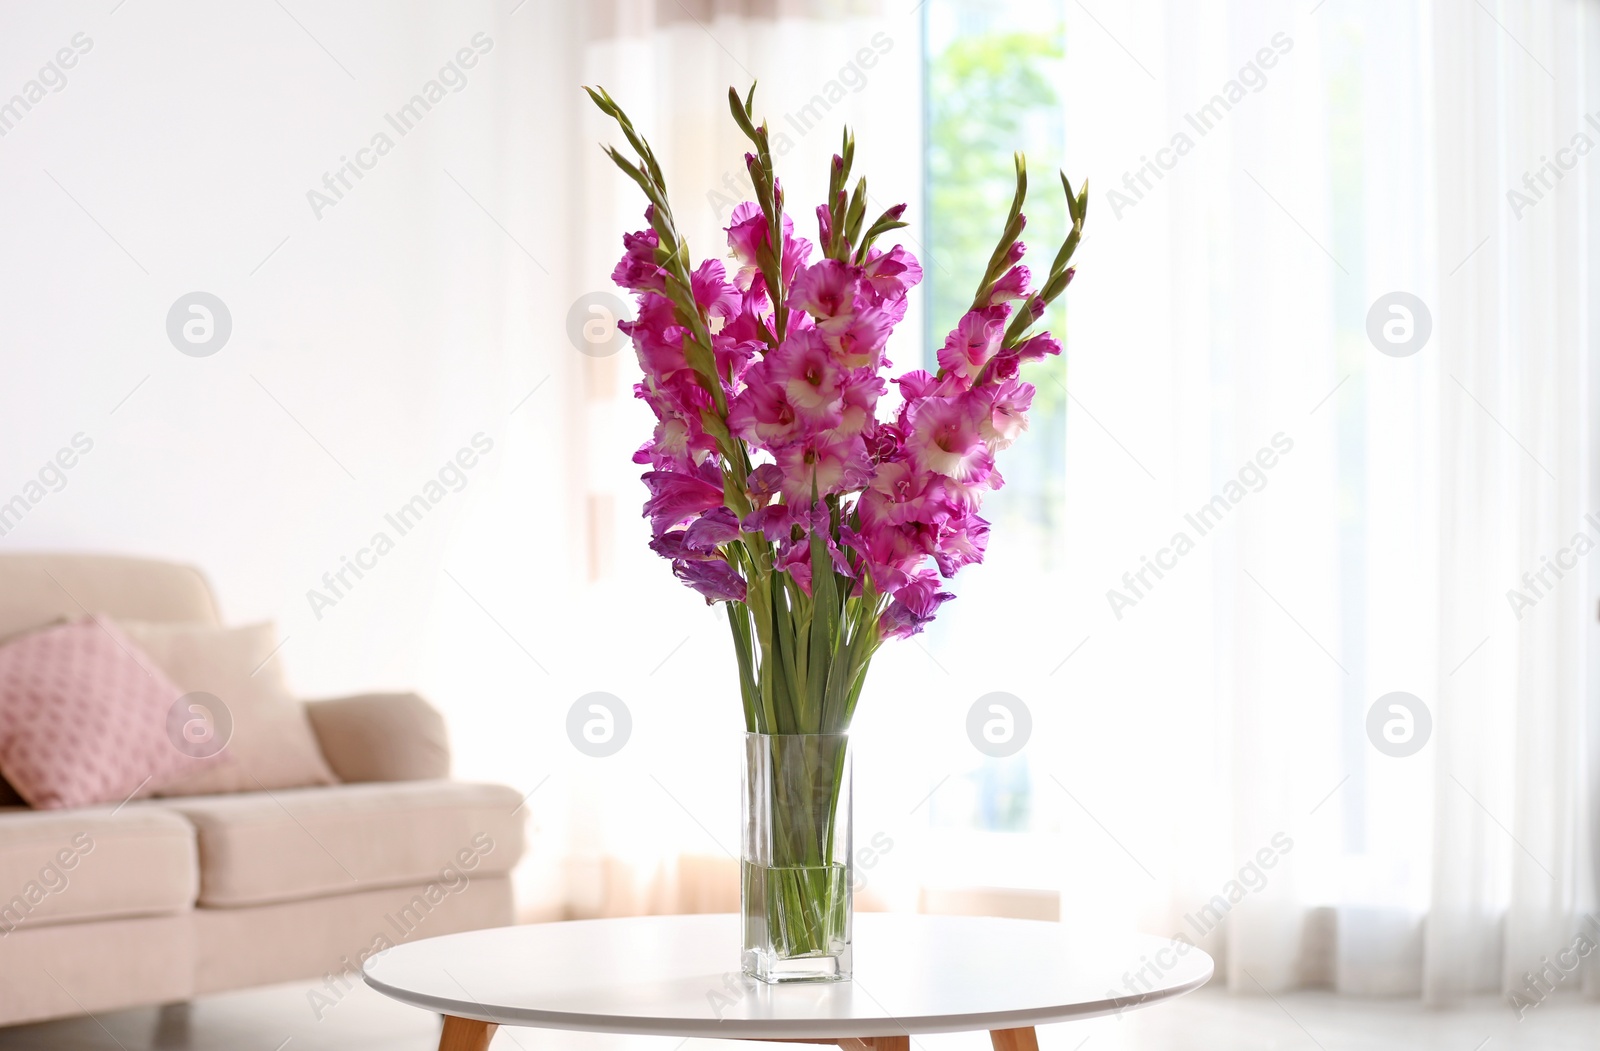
[362, 914, 1213, 1038]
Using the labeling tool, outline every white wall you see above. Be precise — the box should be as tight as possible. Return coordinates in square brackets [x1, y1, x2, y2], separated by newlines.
[0, 0, 586, 797]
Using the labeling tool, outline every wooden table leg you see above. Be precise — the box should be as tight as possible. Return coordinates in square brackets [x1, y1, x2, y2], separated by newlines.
[439, 1015, 497, 1051]
[990, 1027, 1039, 1051]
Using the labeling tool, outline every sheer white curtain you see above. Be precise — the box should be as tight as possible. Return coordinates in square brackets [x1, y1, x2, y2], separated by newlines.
[1428, 0, 1598, 1004]
[1049, 0, 1350, 993]
[1050, 0, 1599, 1002]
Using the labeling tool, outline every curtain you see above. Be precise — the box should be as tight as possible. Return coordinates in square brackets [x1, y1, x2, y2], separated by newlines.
[1044, 0, 1600, 1003]
[1427, 0, 1597, 1005]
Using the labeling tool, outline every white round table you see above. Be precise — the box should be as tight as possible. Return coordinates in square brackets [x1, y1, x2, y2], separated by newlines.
[363, 914, 1212, 1051]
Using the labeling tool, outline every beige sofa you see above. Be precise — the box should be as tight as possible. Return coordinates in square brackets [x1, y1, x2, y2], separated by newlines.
[0, 553, 525, 1028]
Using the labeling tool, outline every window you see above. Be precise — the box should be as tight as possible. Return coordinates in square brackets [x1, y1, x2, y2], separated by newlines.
[922, 0, 1067, 837]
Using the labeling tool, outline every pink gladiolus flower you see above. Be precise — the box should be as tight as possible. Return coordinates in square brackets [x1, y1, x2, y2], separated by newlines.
[864, 421, 904, 464]
[818, 309, 893, 369]
[988, 353, 1021, 382]
[987, 332, 1060, 383]
[782, 233, 814, 286]
[776, 533, 854, 596]
[858, 460, 944, 528]
[785, 260, 894, 367]
[906, 395, 994, 484]
[639, 366, 715, 427]
[619, 293, 682, 368]
[933, 450, 1005, 513]
[746, 463, 784, 504]
[776, 538, 814, 593]
[934, 513, 990, 577]
[775, 435, 873, 503]
[726, 202, 775, 287]
[895, 369, 938, 402]
[729, 368, 821, 449]
[692, 259, 741, 319]
[937, 307, 1009, 385]
[861, 245, 922, 304]
[613, 228, 666, 293]
[894, 369, 964, 406]
[684, 507, 742, 552]
[789, 259, 862, 320]
[899, 569, 953, 611]
[633, 415, 717, 471]
[767, 328, 845, 419]
[1013, 332, 1061, 361]
[822, 371, 886, 441]
[621, 295, 718, 421]
[712, 332, 758, 392]
[720, 300, 768, 346]
[648, 530, 696, 561]
[876, 295, 910, 329]
[727, 202, 812, 296]
[641, 463, 725, 536]
[880, 569, 954, 639]
[856, 515, 940, 588]
[974, 378, 1035, 451]
[988, 265, 1030, 305]
[673, 558, 747, 603]
[742, 503, 797, 542]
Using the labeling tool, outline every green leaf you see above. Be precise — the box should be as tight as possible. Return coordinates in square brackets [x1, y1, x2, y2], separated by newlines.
[769, 581, 800, 732]
[806, 526, 840, 729]
[726, 602, 758, 731]
[844, 177, 868, 245]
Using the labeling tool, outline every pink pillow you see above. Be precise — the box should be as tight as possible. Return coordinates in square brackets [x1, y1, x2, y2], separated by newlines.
[0, 617, 213, 809]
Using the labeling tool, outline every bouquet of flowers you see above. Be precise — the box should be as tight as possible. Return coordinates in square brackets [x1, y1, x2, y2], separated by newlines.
[589, 84, 1086, 738]
[589, 83, 1086, 980]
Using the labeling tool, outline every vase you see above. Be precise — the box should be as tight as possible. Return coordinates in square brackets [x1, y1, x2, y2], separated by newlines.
[741, 732, 852, 983]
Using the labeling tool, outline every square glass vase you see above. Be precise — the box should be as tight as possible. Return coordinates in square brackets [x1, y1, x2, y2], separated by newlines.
[741, 732, 852, 983]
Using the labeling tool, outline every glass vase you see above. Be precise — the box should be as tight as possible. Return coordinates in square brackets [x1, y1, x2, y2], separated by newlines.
[741, 732, 852, 983]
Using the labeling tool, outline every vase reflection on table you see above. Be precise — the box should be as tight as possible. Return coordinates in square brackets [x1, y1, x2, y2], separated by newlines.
[586, 81, 1088, 983]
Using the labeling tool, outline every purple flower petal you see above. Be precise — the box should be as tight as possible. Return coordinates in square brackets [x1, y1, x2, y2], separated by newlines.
[640, 462, 725, 536]
[672, 559, 747, 604]
[684, 507, 741, 552]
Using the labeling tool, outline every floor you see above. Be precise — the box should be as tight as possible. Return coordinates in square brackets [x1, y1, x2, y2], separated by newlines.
[0, 982, 1594, 1051]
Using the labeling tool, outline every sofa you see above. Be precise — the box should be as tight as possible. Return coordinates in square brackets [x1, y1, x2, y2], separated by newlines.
[0, 553, 526, 1028]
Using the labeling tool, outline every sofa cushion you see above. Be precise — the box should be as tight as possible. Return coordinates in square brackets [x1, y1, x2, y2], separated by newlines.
[156, 780, 524, 907]
[0, 618, 215, 808]
[118, 620, 338, 796]
[192, 875, 513, 996]
[0, 806, 197, 931]
[0, 554, 220, 639]
[305, 693, 450, 783]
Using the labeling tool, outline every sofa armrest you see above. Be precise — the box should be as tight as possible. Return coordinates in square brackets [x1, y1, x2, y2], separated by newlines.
[304, 692, 450, 782]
